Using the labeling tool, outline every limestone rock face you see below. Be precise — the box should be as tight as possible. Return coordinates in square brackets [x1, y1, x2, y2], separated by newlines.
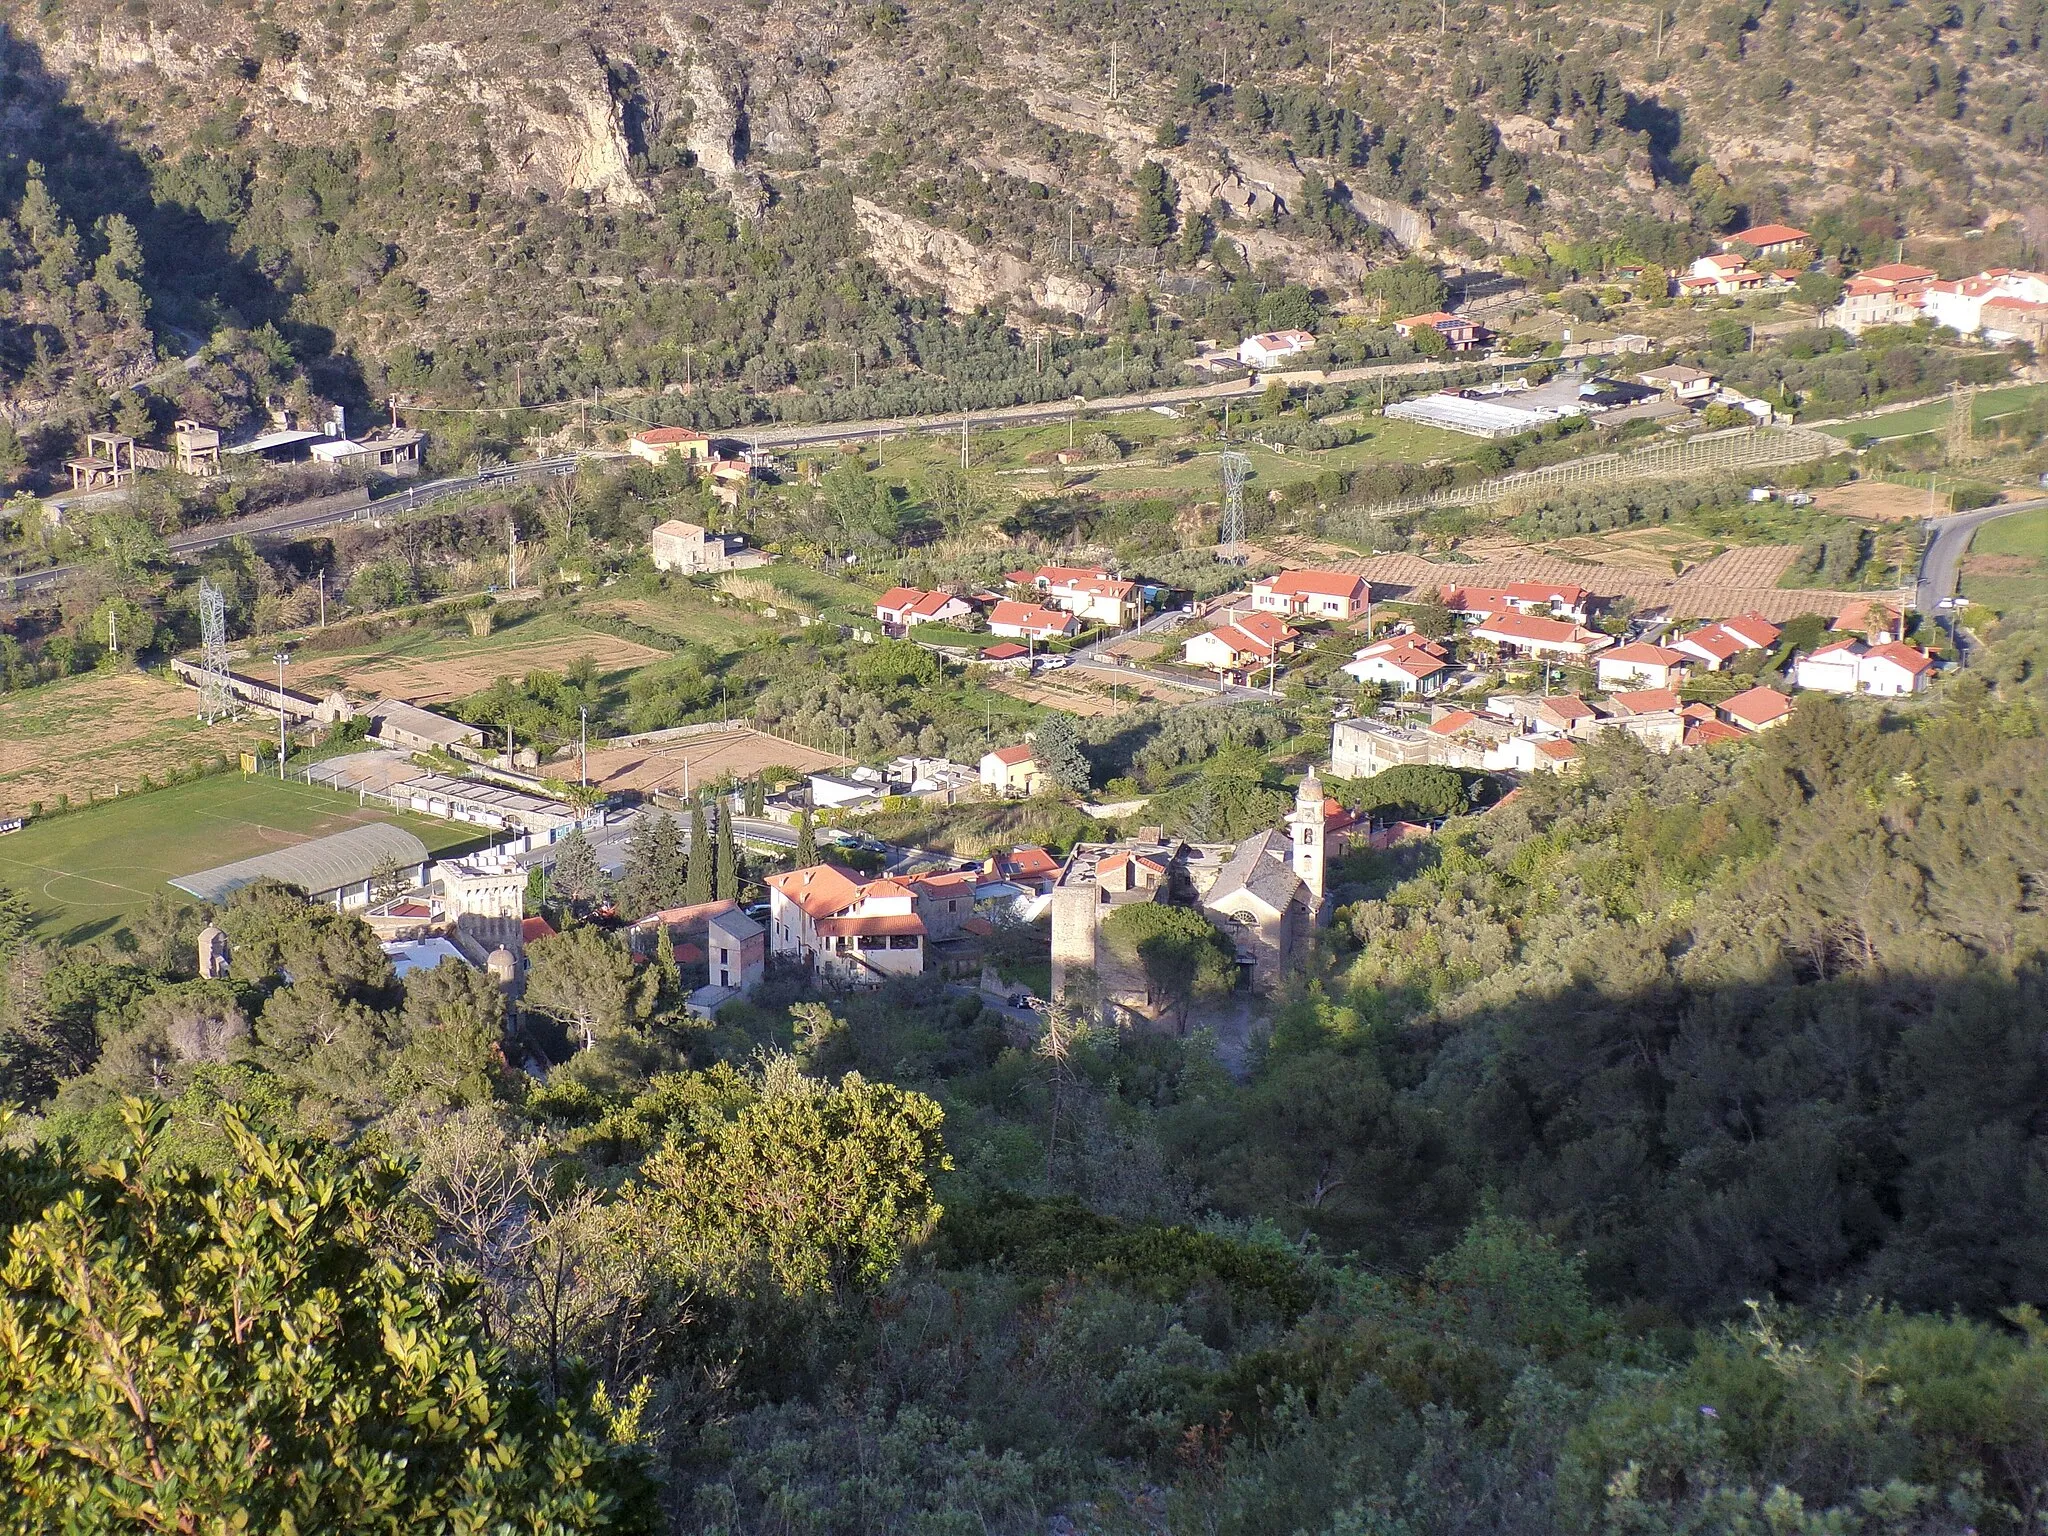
[519, 52, 648, 208]
[853, 198, 1036, 312]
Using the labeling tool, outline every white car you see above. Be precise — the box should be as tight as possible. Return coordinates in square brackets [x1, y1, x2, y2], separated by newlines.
[1038, 656, 1072, 670]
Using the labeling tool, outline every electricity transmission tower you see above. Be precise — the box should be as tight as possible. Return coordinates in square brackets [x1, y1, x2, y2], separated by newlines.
[1946, 381, 1977, 463]
[1218, 450, 1252, 562]
[196, 577, 233, 723]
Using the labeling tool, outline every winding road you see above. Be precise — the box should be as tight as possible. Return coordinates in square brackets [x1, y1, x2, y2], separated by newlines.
[1916, 497, 2045, 616]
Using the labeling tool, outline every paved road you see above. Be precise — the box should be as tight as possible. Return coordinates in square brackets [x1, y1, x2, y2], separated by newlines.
[1916, 497, 2045, 616]
[3, 456, 580, 602]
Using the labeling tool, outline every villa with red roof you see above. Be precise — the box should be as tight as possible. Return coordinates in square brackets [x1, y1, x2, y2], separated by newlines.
[979, 743, 1044, 797]
[988, 599, 1079, 642]
[1470, 611, 1613, 661]
[1830, 600, 1904, 643]
[1672, 613, 1779, 671]
[765, 865, 930, 984]
[1596, 642, 1690, 691]
[1183, 611, 1301, 672]
[1719, 686, 1795, 732]
[875, 587, 975, 630]
[1251, 569, 1371, 621]
[1343, 635, 1453, 695]
[1722, 223, 1811, 258]
[1794, 639, 1934, 697]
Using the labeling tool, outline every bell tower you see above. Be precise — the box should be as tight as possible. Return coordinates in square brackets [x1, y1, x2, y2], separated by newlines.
[1289, 767, 1326, 919]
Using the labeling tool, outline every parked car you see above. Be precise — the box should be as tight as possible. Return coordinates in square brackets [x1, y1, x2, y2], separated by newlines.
[1038, 656, 1072, 670]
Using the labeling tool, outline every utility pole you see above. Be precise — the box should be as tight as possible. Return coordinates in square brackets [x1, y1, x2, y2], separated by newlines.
[274, 651, 290, 777]
[580, 705, 588, 787]
[318, 572, 326, 627]
[507, 517, 520, 591]
[960, 413, 970, 469]
[1108, 40, 1116, 103]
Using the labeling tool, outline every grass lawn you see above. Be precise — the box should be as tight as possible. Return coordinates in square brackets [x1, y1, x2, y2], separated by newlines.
[0, 773, 483, 945]
[1817, 382, 2048, 441]
[1961, 504, 2048, 611]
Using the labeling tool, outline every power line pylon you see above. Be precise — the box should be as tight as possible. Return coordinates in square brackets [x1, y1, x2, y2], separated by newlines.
[1946, 381, 1977, 463]
[197, 577, 233, 723]
[1218, 450, 1252, 562]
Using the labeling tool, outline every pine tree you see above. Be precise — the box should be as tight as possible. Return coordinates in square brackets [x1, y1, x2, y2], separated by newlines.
[1031, 712, 1092, 796]
[715, 804, 739, 902]
[684, 800, 712, 906]
[795, 809, 818, 865]
[620, 811, 687, 917]
[551, 827, 603, 904]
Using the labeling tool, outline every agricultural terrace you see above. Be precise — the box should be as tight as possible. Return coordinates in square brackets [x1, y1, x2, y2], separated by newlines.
[0, 671, 276, 816]
[0, 774, 481, 944]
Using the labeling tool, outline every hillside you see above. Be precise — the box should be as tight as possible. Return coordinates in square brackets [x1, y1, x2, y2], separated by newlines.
[3, 0, 2045, 437]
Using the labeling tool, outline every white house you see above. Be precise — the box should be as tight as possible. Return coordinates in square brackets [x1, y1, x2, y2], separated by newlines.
[1722, 223, 1811, 260]
[1637, 365, 1718, 402]
[1595, 642, 1689, 691]
[629, 426, 712, 465]
[1236, 329, 1317, 368]
[875, 587, 974, 629]
[1919, 269, 2048, 337]
[987, 600, 1079, 641]
[1033, 568, 1141, 627]
[1469, 612, 1612, 662]
[1250, 570, 1371, 621]
[1343, 636, 1453, 696]
[765, 864, 926, 985]
[1672, 613, 1780, 671]
[1794, 640, 1935, 697]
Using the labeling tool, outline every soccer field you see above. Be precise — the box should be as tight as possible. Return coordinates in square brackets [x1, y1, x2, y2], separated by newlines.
[0, 773, 482, 944]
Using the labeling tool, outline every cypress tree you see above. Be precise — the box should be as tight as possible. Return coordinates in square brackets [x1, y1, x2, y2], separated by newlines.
[795, 809, 817, 866]
[685, 799, 712, 906]
[715, 804, 739, 902]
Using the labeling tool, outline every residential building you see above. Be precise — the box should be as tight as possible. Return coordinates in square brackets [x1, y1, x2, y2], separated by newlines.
[628, 426, 712, 465]
[1183, 611, 1300, 672]
[1050, 774, 1328, 1016]
[698, 905, 766, 1004]
[1638, 365, 1719, 402]
[1536, 695, 1599, 734]
[1830, 599, 1904, 643]
[1596, 642, 1689, 691]
[1722, 224, 1811, 259]
[1332, 714, 1490, 776]
[1982, 296, 2048, 347]
[1236, 329, 1318, 368]
[988, 845, 1061, 893]
[1793, 639, 1934, 696]
[1607, 687, 1682, 717]
[1439, 582, 1599, 625]
[1342, 636, 1453, 695]
[1396, 312, 1489, 350]
[987, 600, 1079, 641]
[1719, 686, 1794, 731]
[875, 587, 975, 630]
[1041, 570, 1140, 627]
[309, 428, 426, 477]
[765, 865, 927, 985]
[907, 869, 980, 942]
[809, 768, 888, 811]
[978, 642, 1033, 669]
[651, 519, 752, 575]
[1919, 269, 2048, 337]
[1673, 613, 1781, 670]
[980, 744, 1043, 797]
[1832, 264, 1937, 334]
[1686, 717, 1749, 747]
[436, 853, 528, 922]
[1469, 612, 1613, 662]
[1251, 569, 1371, 621]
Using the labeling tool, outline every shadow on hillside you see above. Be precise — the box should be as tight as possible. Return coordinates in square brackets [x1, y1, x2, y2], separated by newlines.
[1324, 956, 2048, 1322]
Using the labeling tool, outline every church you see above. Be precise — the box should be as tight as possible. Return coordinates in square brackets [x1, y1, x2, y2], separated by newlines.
[1049, 772, 1333, 1023]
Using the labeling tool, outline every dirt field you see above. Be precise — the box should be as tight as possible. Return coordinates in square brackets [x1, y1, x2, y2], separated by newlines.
[988, 671, 1166, 716]
[1812, 482, 1938, 522]
[0, 672, 271, 815]
[293, 634, 671, 704]
[1337, 545, 1900, 622]
[579, 726, 848, 794]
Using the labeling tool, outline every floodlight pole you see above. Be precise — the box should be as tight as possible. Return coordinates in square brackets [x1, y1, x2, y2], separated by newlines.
[274, 652, 291, 776]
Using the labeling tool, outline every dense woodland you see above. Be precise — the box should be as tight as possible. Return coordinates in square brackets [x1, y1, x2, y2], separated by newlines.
[1, 589, 2043, 1530]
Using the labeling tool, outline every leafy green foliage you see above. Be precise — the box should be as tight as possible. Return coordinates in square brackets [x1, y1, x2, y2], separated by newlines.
[0, 1102, 651, 1533]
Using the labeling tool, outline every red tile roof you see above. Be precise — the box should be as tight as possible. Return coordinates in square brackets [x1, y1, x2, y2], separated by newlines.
[1540, 695, 1597, 721]
[980, 642, 1029, 660]
[1602, 641, 1687, 667]
[1262, 569, 1369, 602]
[1427, 710, 1482, 736]
[1473, 612, 1604, 647]
[633, 425, 707, 444]
[767, 864, 865, 919]
[1609, 688, 1681, 714]
[816, 912, 926, 938]
[1728, 223, 1810, 246]
[1864, 642, 1934, 676]
[1686, 719, 1749, 746]
[1720, 686, 1794, 728]
[1831, 600, 1902, 635]
[987, 743, 1035, 766]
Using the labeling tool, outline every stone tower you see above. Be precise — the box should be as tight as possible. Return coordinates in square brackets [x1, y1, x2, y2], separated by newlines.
[197, 924, 230, 980]
[1289, 768, 1326, 919]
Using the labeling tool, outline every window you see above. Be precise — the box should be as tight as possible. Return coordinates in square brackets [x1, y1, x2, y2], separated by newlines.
[1228, 910, 1259, 927]
[888, 934, 921, 950]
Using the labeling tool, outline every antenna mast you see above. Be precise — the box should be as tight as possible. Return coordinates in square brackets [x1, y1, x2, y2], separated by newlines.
[197, 577, 233, 724]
